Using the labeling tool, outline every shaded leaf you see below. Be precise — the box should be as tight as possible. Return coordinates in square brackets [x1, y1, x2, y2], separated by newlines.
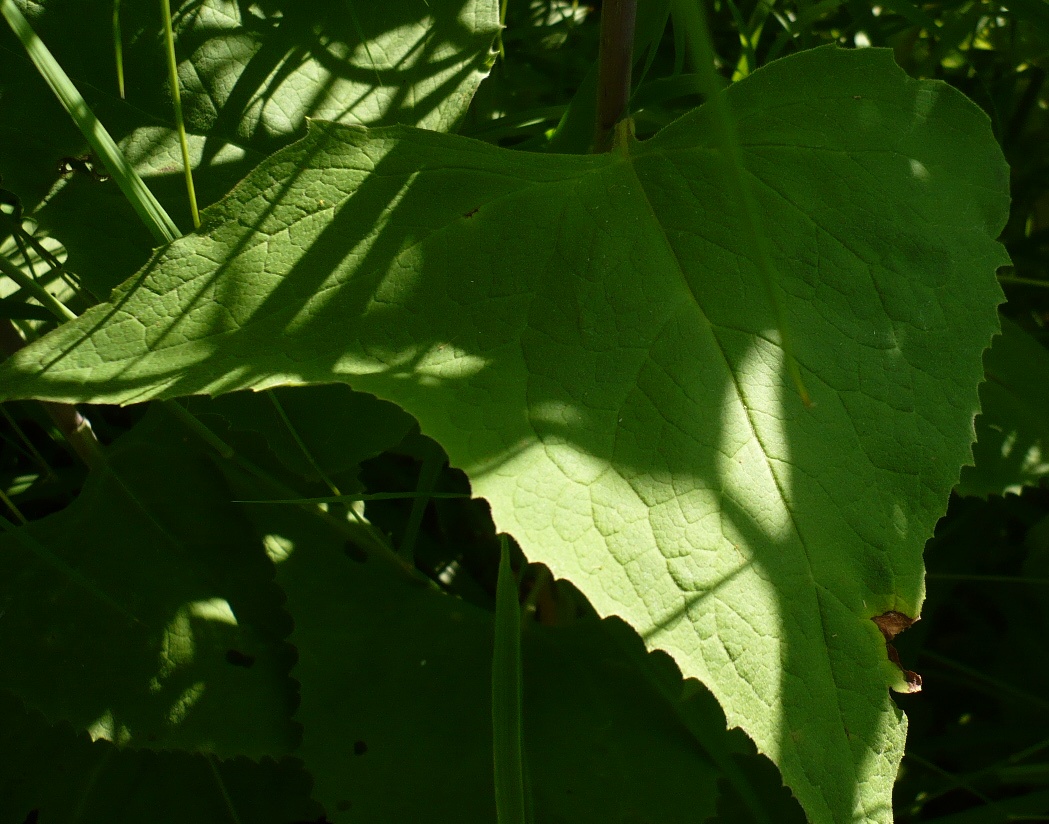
[705, 752, 808, 824]
[260, 503, 736, 824]
[0, 408, 296, 757]
[190, 385, 415, 484]
[0, 47, 1011, 822]
[0, 690, 320, 824]
[958, 317, 1049, 497]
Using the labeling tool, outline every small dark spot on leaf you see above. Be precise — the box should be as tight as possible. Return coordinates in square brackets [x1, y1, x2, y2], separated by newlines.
[463, 206, 479, 218]
[344, 541, 368, 563]
[225, 649, 256, 668]
[353, 740, 368, 755]
[872, 611, 922, 693]
[22, 810, 39, 824]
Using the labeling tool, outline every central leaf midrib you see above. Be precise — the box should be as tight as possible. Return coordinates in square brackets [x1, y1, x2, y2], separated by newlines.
[615, 146, 857, 792]
[616, 148, 814, 576]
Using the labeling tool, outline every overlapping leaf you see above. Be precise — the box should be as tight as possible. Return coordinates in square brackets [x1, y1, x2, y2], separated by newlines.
[189, 384, 415, 484]
[0, 47, 1011, 822]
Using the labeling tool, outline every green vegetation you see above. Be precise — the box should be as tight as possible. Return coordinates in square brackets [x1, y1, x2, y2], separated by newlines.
[1, 2, 1047, 823]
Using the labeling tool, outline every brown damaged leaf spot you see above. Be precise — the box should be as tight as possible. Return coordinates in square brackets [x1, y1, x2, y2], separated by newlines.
[873, 611, 922, 693]
[873, 610, 915, 641]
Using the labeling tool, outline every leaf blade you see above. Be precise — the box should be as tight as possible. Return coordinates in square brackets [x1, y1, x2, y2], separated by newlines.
[0, 46, 1011, 823]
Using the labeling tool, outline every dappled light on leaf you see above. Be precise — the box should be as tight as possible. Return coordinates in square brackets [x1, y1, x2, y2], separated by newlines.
[0, 46, 1011, 823]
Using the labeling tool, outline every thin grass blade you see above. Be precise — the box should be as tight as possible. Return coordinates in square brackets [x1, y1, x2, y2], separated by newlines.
[1, 0, 179, 244]
[493, 535, 528, 824]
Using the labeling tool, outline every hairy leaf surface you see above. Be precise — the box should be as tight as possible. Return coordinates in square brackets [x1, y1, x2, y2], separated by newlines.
[0, 47, 1010, 822]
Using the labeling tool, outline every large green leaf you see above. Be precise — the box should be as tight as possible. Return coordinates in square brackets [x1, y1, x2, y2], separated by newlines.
[0, 408, 296, 758]
[0, 0, 499, 293]
[0, 46, 1011, 823]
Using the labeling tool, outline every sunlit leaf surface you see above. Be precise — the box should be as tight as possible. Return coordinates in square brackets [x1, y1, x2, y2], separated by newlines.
[0, 47, 1010, 823]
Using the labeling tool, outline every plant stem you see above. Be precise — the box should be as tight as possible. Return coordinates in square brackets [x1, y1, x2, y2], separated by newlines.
[0, 485, 27, 524]
[999, 274, 1049, 289]
[399, 441, 443, 563]
[0, 404, 54, 477]
[160, 0, 200, 228]
[266, 391, 340, 496]
[113, 0, 125, 98]
[0, 319, 104, 470]
[593, 0, 637, 152]
[927, 572, 1049, 585]
[161, 400, 423, 580]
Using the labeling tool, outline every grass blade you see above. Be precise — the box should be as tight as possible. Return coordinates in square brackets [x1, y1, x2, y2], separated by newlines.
[0, 254, 77, 323]
[1, 0, 180, 244]
[160, 0, 200, 228]
[113, 0, 124, 98]
[399, 443, 443, 563]
[492, 535, 529, 824]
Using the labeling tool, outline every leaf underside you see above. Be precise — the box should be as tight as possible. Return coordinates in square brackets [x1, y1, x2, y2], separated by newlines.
[0, 46, 1010, 824]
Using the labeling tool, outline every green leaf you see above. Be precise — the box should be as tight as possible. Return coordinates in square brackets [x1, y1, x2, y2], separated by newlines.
[260, 504, 732, 823]
[190, 385, 415, 484]
[0, 46, 1011, 822]
[0, 408, 297, 758]
[0, 0, 500, 293]
[957, 317, 1049, 497]
[0, 691, 320, 824]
